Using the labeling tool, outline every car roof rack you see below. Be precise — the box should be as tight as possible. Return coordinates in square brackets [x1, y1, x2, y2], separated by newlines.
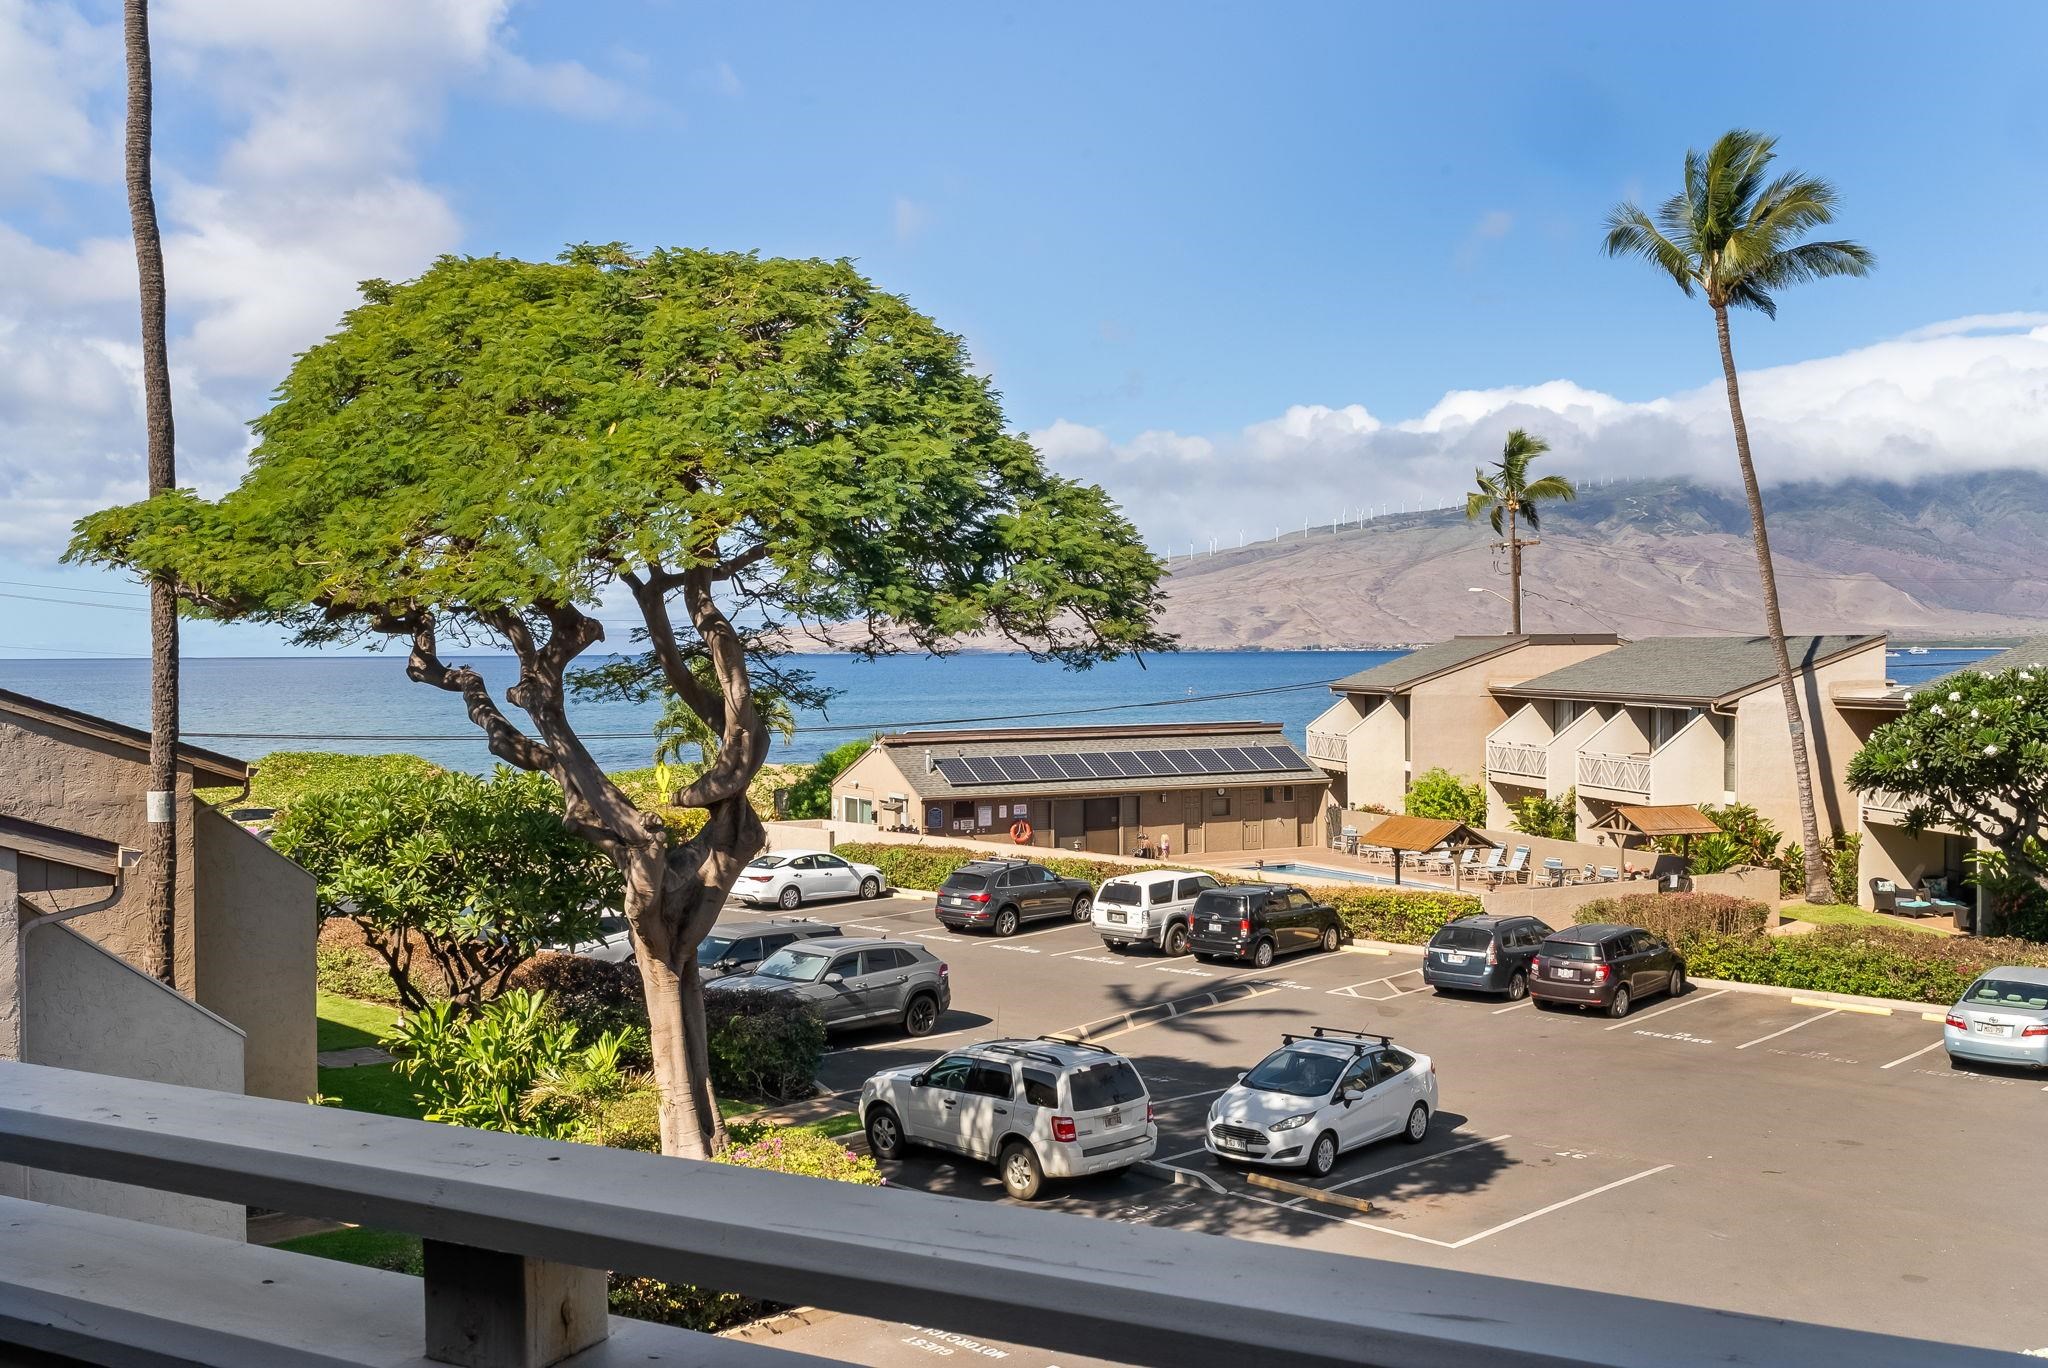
[1035, 1034, 1113, 1055]
[977, 1041, 1068, 1067]
[1282, 1025, 1390, 1053]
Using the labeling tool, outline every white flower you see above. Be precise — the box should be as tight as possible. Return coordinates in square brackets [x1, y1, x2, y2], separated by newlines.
[2022, 672, 2035, 683]
[1930, 704, 1945, 716]
[1985, 744, 2001, 757]
[1948, 690, 1963, 702]
[1970, 708, 1982, 719]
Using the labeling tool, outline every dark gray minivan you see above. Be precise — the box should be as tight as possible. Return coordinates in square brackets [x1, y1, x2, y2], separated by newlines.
[1422, 914, 1550, 999]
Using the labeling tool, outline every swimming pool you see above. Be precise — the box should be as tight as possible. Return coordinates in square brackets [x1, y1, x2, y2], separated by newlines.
[1250, 861, 1451, 889]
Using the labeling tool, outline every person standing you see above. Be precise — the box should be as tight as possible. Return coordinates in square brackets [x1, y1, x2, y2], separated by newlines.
[1159, 832, 1173, 861]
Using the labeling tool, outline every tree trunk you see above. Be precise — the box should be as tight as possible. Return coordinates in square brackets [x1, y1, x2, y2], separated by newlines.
[125, 0, 180, 981]
[1714, 304, 1831, 902]
[1507, 502, 1523, 634]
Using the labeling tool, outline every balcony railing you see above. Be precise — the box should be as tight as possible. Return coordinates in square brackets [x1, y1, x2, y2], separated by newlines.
[1863, 788, 1913, 818]
[1305, 728, 1347, 764]
[1578, 750, 1652, 796]
[1486, 741, 1547, 781]
[0, 1061, 2003, 1368]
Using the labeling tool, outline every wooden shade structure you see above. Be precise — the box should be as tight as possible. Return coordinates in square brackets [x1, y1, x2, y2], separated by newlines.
[1589, 804, 1718, 867]
[1357, 815, 1497, 887]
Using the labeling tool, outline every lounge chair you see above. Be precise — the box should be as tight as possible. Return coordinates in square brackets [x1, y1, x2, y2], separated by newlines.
[1870, 878, 1936, 917]
[1473, 847, 1506, 882]
[1492, 846, 1531, 886]
[1538, 857, 1567, 886]
[1579, 864, 1598, 884]
[1597, 866, 1620, 883]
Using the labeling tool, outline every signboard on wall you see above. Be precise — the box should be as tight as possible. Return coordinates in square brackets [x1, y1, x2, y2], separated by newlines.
[976, 804, 994, 828]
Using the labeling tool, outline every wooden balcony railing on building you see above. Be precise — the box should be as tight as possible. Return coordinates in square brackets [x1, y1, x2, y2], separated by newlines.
[0, 1061, 2008, 1368]
[1578, 750, 1653, 796]
[1485, 741, 1547, 781]
[1305, 729, 1348, 765]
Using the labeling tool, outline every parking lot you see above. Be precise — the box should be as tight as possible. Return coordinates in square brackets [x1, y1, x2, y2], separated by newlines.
[719, 894, 2047, 1360]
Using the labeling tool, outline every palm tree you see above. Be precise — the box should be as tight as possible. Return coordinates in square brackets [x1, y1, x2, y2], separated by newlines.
[1465, 429, 1575, 633]
[1602, 129, 1873, 901]
[651, 661, 797, 800]
[125, 0, 179, 981]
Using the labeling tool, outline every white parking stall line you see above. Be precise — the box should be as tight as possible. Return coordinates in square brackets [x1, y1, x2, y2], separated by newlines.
[1736, 1010, 1838, 1050]
[1230, 1189, 1458, 1248]
[1152, 1160, 1226, 1194]
[1491, 1000, 1533, 1015]
[1051, 944, 1106, 957]
[847, 924, 898, 934]
[1160, 1145, 1209, 1162]
[823, 1022, 984, 1056]
[1293, 1133, 1513, 1204]
[1446, 1165, 1675, 1249]
[1880, 1040, 1946, 1070]
[1604, 988, 1726, 1031]
[1149, 1086, 1230, 1105]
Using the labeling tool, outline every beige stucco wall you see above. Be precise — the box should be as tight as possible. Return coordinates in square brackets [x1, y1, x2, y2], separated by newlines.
[4, 921, 244, 1240]
[1648, 713, 1725, 807]
[1343, 701, 1407, 811]
[192, 808, 316, 1103]
[828, 745, 909, 827]
[1402, 641, 1620, 806]
[1732, 642, 1886, 840]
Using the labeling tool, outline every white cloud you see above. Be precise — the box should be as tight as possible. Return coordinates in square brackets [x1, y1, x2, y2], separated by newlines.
[1039, 317, 2048, 551]
[0, 1, 634, 559]
[893, 195, 929, 244]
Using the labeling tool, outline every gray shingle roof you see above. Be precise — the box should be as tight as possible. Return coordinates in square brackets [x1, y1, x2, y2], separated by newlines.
[873, 724, 1324, 800]
[1498, 635, 1881, 706]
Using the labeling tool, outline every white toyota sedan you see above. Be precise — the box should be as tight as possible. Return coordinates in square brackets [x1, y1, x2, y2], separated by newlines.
[734, 849, 888, 910]
[1206, 1027, 1436, 1177]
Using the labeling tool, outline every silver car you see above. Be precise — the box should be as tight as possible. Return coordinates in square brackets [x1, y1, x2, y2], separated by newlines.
[1944, 967, 2048, 1069]
[703, 935, 951, 1036]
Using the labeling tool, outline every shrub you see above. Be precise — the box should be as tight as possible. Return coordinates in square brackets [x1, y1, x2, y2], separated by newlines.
[1679, 926, 2048, 1005]
[705, 990, 828, 1103]
[1326, 888, 1480, 944]
[317, 943, 402, 1004]
[785, 739, 873, 819]
[197, 749, 442, 811]
[1403, 767, 1486, 825]
[510, 953, 649, 1047]
[382, 990, 647, 1134]
[1573, 891, 1770, 940]
[722, 1119, 882, 1183]
[1827, 832, 1862, 907]
[1507, 787, 1575, 841]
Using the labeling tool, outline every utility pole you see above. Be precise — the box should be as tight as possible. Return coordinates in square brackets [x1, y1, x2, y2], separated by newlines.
[1495, 499, 1541, 634]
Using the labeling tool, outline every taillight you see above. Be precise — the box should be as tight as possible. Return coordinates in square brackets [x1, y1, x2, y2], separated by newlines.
[1238, 918, 1251, 935]
[938, 962, 949, 977]
[968, 892, 990, 904]
[2023, 1025, 2048, 1038]
[1486, 942, 1498, 967]
[1945, 1015, 1968, 1030]
[1593, 964, 1610, 981]
[1051, 1116, 1077, 1142]
[1145, 1103, 1155, 1123]
[1530, 956, 1542, 973]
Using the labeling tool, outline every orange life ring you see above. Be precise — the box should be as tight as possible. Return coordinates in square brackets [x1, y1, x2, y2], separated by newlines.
[1009, 819, 1033, 844]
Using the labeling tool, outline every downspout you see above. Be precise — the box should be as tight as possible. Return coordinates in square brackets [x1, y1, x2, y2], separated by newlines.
[16, 861, 131, 1061]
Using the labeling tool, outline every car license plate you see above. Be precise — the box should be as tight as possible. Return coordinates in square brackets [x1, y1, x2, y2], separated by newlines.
[1443, 952, 1467, 965]
[1217, 1135, 1247, 1151]
[1107, 911, 1126, 924]
[1975, 1022, 2012, 1037]
[1553, 967, 1577, 979]
[1209, 920, 1224, 932]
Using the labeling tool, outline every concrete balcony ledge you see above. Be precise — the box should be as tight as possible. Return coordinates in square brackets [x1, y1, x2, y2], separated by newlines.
[0, 1061, 2012, 1368]
[1485, 740, 1547, 781]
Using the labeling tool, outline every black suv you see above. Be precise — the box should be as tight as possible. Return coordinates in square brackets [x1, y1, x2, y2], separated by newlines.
[1185, 885, 1343, 968]
[698, 919, 843, 981]
[1530, 923, 1686, 1018]
[936, 860, 1094, 936]
[1423, 914, 1551, 999]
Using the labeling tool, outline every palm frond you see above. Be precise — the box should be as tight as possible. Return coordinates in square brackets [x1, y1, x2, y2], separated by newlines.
[1749, 239, 1875, 290]
[1521, 474, 1576, 502]
[1725, 277, 1778, 318]
[1601, 204, 1694, 293]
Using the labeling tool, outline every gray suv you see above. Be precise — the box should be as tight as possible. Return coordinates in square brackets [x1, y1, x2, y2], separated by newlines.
[698, 918, 842, 981]
[703, 935, 951, 1036]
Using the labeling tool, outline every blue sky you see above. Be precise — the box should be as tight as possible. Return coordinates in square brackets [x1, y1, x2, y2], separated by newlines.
[3, 0, 2047, 655]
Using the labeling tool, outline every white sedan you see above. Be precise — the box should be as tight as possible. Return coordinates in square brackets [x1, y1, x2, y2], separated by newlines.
[734, 849, 888, 909]
[1206, 1028, 1436, 1177]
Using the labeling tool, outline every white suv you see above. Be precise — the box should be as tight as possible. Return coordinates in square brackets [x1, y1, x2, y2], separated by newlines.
[861, 1037, 1156, 1199]
[1206, 1027, 1437, 1177]
[1092, 869, 1223, 955]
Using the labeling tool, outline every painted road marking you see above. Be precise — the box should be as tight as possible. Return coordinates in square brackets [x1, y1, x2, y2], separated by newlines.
[823, 1022, 984, 1056]
[1737, 1010, 1838, 1050]
[1445, 1165, 1674, 1249]
[1301, 1133, 1514, 1203]
[1880, 1040, 1946, 1070]
[1150, 1086, 1230, 1105]
[1605, 988, 1726, 1031]
[1051, 943, 1106, 956]
[1492, 1000, 1533, 1014]
[1793, 996, 1891, 1017]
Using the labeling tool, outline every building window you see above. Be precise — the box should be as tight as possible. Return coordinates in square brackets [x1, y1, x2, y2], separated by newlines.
[1210, 793, 1232, 817]
[1263, 786, 1274, 803]
[841, 796, 874, 824]
[1282, 785, 1294, 802]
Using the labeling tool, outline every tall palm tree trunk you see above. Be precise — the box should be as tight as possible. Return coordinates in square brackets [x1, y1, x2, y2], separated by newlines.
[1714, 305, 1830, 902]
[1507, 502, 1523, 633]
[125, 0, 179, 981]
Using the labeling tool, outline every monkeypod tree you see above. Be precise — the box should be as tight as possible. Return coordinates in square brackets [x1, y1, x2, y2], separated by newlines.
[71, 245, 1169, 1156]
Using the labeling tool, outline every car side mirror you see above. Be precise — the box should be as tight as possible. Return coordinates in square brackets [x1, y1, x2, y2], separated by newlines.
[824, 971, 845, 985]
[716, 959, 738, 972]
[911, 1072, 927, 1088]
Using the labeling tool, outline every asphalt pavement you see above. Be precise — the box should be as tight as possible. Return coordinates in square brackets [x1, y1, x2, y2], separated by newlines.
[714, 894, 2048, 1360]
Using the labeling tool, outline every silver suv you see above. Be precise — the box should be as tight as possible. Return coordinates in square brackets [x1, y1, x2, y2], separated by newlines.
[703, 936, 950, 1036]
[861, 1037, 1156, 1199]
[1092, 869, 1223, 954]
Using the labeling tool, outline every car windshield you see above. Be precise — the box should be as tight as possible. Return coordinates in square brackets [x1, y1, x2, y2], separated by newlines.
[1242, 1048, 1345, 1098]
[1431, 925, 1492, 950]
[1098, 883, 1143, 906]
[754, 948, 831, 982]
[695, 936, 733, 966]
[1068, 1061, 1146, 1110]
[1542, 941, 1601, 961]
[1964, 978, 2048, 1011]
[746, 855, 788, 870]
[944, 873, 989, 891]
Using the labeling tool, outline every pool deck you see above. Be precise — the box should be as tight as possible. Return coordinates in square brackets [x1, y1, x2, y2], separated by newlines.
[1205, 845, 1464, 892]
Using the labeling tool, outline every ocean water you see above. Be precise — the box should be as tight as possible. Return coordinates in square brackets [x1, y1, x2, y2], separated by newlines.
[0, 650, 1400, 772]
[0, 645, 1998, 774]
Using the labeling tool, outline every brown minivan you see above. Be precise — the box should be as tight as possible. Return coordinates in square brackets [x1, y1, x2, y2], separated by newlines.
[1529, 923, 1686, 1019]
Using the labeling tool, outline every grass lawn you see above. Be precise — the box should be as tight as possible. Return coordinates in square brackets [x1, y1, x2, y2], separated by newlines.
[317, 1063, 425, 1119]
[277, 1225, 421, 1275]
[813, 1113, 860, 1139]
[1780, 903, 1949, 935]
[316, 992, 401, 1052]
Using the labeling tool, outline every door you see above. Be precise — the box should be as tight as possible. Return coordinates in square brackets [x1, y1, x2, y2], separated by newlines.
[1332, 1054, 1379, 1151]
[907, 1056, 977, 1150]
[1240, 787, 1262, 851]
[811, 853, 860, 897]
[1053, 800, 1085, 850]
[1640, 934, 1676, 993]
[1354, 1049, 1417, 1142]
[818, 951, 870, 1026]
[1624, 932, 1661, 996]
[1082, 798, 1120, 855]
[1181, 793, 1205, 855]
[720, 936, 764, 976]
[961, 1061, 1016, 1159]
[1281, 890, 1317, 951]
[855, 947, 914, 1022]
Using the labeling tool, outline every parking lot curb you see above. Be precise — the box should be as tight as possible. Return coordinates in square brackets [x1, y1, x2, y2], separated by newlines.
[1341, 940, 1424, 958]
[1690, 975, 1942, 1018]
[719, 1305, 840, 1341]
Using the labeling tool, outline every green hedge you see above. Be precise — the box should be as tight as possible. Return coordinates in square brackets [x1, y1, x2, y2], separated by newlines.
[1680, 926, 2048, 1005]
[832, 841, 1479, 946]
[1574, 892, 1771, 940]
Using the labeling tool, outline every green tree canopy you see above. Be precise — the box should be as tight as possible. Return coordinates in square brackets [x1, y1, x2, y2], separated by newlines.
[785, 738, 873, 820]
[70, 245, 1167, 1155]
[1403, 768, 1486, 826]
[274, 768, 620, 1009]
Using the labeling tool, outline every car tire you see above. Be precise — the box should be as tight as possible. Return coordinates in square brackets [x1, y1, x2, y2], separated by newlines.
[1668, 966, 1686, 998]
[999, 1141, 1044, 1201]
[903, 993, 940, 1037]
[1505, 971, 1528, 1001]
[1071, 894, 1092, 922]
[1163, 922, 1190, 956]
[865, 1105, 906, 1161]
[859, 876, 882, 900]
[1403, 1102, 1429, 1144]
[1606, 986, 1632, 1019]
[1319, 924, 1340, 953]
[1104, 939, 1126, 953]
[994, 906, 1021, 937]
[778, 885, 802, 911]
[1251, 939, 1276, 969]
[1306, 1131, 1338, 1178]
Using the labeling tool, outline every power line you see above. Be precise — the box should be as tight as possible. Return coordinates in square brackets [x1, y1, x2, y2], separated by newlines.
[0, 589, 147, 613]
[0, 578, 148, 599]
[0, 641, 149, 658]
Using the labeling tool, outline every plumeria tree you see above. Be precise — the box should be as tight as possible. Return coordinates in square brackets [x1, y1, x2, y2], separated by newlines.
[1848, 665, 2048, 929]
[70, 245, 1168, 1156]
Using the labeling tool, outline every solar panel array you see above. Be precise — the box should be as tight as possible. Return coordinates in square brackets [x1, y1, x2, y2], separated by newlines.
[930, 744, 1312, 788]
